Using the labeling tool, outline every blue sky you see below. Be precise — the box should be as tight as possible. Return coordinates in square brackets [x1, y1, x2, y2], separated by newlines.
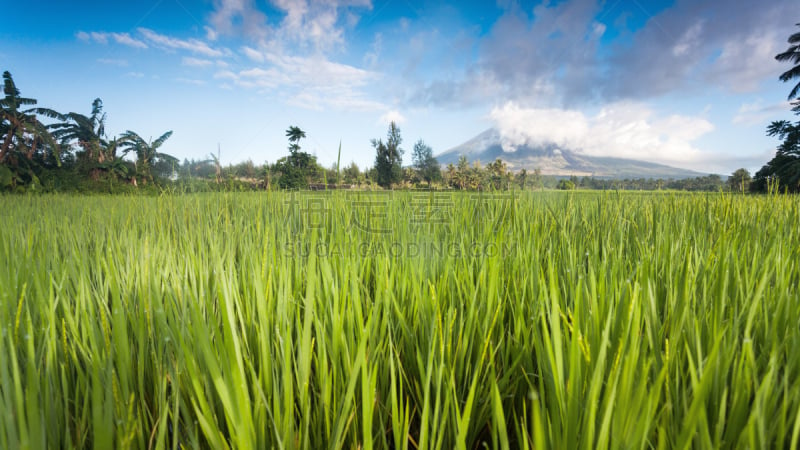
[2, 0, 797, 174]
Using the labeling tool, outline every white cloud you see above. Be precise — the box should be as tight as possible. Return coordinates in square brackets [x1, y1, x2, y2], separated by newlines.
[489, 102, 714, 166]
[672, 21, 704, 57]
[204, 26, 219, 41]
[379, 110, 405, 125]
[208, 0, 372, 53]
[182, 57, 214, 67]
[208, 0, 269, 41]
[138, 28, 227, 57]
[176, 78, 207, 86]
[216, 51, 382, 111]
[732, 100, 792, 126]
[708, 30, 783, 93]
[363, 32, 382, 68]
[242, 46, 265, 62]
[77, 31, 147, 49]
[124, 72, 145, 78]
[97, 58, 129, 67]
[112, 32, 148, 49]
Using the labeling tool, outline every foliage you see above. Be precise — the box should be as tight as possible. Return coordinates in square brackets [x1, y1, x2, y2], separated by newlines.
[342, 162, 362, 185]
[752, 24, 800, 191]
[373, 122, 403, 188]
[727, 168, 752, 192]
[276, 128, 320, 189]
[556, 178, 576, 190]
[276, 126, 317, 189]
[0, 71, 61, 190]
[411, 139, 441, 186]
[120, 130, 176, 183]
[753, 120, 800, 192]
[776, 22, 800, 112]
[48, 98, 110, 169]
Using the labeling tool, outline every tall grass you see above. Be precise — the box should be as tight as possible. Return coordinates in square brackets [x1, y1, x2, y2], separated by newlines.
[0, 190, 798, 449]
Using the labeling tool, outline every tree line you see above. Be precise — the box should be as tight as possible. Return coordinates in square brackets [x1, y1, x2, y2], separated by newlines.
[0, 72, 176, 191]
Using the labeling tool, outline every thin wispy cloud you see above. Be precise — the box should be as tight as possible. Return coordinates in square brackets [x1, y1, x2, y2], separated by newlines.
[137, 28, 228, 57]
[732, 100, 793, 126]
[97, 58, 129, 67]
[175, 78, 207, 86]
[77, 31, 148, 49]
[182, 57, 214, 67]
[215, 51, 381, 111]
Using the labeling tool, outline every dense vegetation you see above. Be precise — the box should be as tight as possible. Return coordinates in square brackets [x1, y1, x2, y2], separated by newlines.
[1, 191, 799, 449]
[753, 23, 800, 192]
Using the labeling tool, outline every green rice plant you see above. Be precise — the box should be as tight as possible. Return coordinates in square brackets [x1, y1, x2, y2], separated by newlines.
[0, 190, 798, 449]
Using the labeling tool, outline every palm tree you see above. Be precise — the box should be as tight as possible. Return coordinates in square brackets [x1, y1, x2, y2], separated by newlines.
[96, 137, 135, 182]
[49, 98, 111, 166]
[209, 146, 222, 184]
[776, 23, 800, 111]
[285, 126, 306, 154]
[0, 71, 60, 166]
[120, 130, 176, 183]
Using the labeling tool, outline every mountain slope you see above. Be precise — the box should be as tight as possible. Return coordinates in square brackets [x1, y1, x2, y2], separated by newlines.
[436, 129, 705, 179]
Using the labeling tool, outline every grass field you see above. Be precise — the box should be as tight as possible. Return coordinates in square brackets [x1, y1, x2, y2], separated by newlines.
[1, 191, 799, 449]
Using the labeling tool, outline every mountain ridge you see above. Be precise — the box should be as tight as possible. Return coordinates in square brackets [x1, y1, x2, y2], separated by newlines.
[436, 129, 706, 179]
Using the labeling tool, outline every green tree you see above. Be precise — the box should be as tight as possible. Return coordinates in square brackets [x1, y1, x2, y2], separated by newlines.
[411, 139, 440, 186]
[727, 168, 752, 193]
[0, 71, 60, 188]
[776, 23, 800, 112]
[277, 126, 316, 189]
[486, 158, 508, 190]
[120, 130, 177, 183]
[531, 168, 543, 190]
[454, 155, 469, 190]
[557, 179, 576, 190]
[286, 126, 306, 154]
[444, 163, 456, 188]
[342, 162, 361, 186]
[49, 98, 108, 164]
[753, 120, 800, 192]
[373, 122, 403, 188]
[754, 24, 800, 192]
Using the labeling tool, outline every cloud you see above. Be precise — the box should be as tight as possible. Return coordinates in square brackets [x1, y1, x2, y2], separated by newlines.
[138, 28, 227, 57]
[216, 51, 382, 111]
[603, 0, 794, 100]
[77, 31, 147, 49]
[732, 100, 793, 126]
[706, 30, 784, 93]
[271, 0, 373, 52]
[208, 0, 270, 41]
[204, 26, 219, 42]
[242, 46, 265, 62]
[207, 0, 372, 53]
[379, 110, 405, 125]
[407, 0, 796, 108]
[124, 72, 145, 78]
[489, 102, 714, 167]
[97, 58, 129, 67]
[363, 33, 381, 68]
[182, 57, 214, 67]
[175, 78, 207, 86]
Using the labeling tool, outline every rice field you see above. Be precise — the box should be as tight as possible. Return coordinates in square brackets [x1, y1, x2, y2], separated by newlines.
[1, 190, 799, 449]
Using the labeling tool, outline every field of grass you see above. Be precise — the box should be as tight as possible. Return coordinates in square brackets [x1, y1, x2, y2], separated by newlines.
[1, 191, 799, 449]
